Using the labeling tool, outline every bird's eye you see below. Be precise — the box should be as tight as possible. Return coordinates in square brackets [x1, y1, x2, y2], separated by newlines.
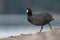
[26, 9, 29, 13]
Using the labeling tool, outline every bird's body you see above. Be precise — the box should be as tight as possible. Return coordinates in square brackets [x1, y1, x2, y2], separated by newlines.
[26, 8, 54, 32]
[28, 13, 53, 26]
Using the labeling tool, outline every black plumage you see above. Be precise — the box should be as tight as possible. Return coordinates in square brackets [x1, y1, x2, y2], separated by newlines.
[26, 8, 54, 32]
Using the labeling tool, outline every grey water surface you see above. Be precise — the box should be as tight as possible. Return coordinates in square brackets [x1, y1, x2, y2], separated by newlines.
[0, 15, 60, 38]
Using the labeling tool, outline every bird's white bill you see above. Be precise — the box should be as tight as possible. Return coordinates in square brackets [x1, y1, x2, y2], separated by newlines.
[26, 9, 28, 13]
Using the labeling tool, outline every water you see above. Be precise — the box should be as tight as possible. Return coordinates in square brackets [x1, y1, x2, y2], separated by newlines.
[0, 15, 60, 38]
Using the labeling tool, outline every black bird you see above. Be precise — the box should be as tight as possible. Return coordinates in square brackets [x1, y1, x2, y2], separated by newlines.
[26, 8, 54, 32]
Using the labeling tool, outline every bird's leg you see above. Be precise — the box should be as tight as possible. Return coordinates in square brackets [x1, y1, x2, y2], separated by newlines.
[40, 26, 43, 32]
[48, 22, 52, 30]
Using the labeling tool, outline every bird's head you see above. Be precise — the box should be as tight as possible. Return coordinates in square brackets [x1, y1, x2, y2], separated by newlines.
[26, 8, 32, 16]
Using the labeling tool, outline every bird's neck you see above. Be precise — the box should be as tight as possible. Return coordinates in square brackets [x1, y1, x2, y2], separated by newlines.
[27, 15, 32, 19]
[27, 16, 33, 23]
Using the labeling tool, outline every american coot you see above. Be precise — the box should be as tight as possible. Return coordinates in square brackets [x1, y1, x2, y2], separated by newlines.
[26, 8, 54, 32]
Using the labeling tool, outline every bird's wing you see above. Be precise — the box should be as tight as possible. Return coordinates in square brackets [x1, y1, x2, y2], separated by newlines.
[32, 15, 45, 24]
[32, 13, 53, 24]
[32, 13, 48, 20]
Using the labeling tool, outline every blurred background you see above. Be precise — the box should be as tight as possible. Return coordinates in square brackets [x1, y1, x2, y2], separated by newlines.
[0, 0, 60, 38]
